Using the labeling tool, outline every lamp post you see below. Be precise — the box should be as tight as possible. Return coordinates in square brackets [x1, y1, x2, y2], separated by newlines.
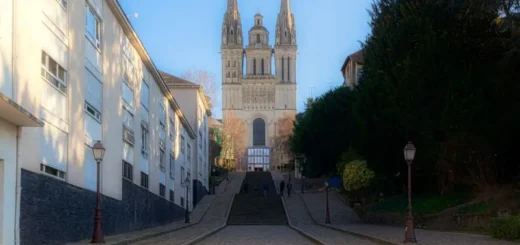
[184, 176, 191, 224]
[324, 181, 331, 224]
[300, 157, 305, 194]
[403, 141, 417, 243]
[91, 141, 105, 244]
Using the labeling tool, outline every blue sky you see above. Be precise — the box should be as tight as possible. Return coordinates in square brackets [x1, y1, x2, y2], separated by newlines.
[120, 0, 373, 118]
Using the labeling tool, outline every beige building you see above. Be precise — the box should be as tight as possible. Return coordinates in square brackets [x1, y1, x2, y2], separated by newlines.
[221, 0, 298, 171]
[161, 72, 211, 205]
[341, 49, 364, 87]
[0, 0, 198, 244]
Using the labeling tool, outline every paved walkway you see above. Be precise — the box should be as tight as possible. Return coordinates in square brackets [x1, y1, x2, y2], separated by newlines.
[131, 172, 244, 245]
[287, 173, 520, 245]
[197, 225, 316, 245]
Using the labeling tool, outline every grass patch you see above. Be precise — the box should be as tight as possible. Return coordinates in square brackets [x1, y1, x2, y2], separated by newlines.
[490, 216, 520, 240]
[457, 202, 490, 214]
[369, 193, 473, 215]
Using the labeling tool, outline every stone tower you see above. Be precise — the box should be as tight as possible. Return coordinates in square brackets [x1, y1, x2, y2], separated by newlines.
[221, 0, 297, 171]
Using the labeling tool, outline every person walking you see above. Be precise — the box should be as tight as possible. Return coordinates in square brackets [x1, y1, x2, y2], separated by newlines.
[243, 181, 249, 194]
[287, 180, 293, 197]
[263, 183, 268, 197]
[279, 180, 286, 196]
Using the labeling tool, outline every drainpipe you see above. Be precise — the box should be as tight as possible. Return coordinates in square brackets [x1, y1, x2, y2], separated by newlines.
[14, 126, 21, 245]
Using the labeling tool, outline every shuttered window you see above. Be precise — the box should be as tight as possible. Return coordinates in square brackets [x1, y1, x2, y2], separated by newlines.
[123, 141, 134, 164]
[122, 81, 134, 110]
[123, 108, 134, 131]
[140, 81, 149, 111]
[85, 68, 102, 111]
[41, 122, 68, 172]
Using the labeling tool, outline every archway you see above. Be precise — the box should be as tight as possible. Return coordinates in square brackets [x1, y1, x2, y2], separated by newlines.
[252, 118, 265, 146]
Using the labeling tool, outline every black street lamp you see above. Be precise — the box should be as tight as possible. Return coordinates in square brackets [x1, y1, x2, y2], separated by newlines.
[91, 141, 105, 244]
[403, 141, 417, 243]
[184, 176, 191, 224]
[324, 180, 331, 224]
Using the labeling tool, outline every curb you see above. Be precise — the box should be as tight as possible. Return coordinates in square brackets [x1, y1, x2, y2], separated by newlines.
[181, 186, 238, 244]
[281, 196, 327, 245]
[297, 193, 402, 245]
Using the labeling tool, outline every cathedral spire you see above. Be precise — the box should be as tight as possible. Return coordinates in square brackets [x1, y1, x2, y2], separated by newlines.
[276, 0, 296, 46]
[222, 0, 243, 46]
[227, 0, 238, 12]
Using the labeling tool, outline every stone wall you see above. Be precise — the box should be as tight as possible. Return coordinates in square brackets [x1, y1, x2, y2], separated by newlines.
[20, 169, 185, 245]
[192, 179, 208, 206]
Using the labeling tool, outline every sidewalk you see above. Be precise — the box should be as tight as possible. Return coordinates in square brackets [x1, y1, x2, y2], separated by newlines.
[66, 172, 243, 245]
[296, 184, 520, 245]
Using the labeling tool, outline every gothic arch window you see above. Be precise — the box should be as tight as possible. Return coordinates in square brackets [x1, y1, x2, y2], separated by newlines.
[227, 71, 230, 78]
[233, 71, 236, 77]
[253, 59, 257, 75]
[288, 57, 291, 81]
[253, 118, 266, 146]
[281, 57, 285, 81]
[231, 30, 234, 35]
[261, 59, 265, 74]
[233, 61, 237, 67]
[227, 61, 230, 67]
[257, 34, 261, 43]
[285, 31, 287, 37]
[257, 19, 260, 25]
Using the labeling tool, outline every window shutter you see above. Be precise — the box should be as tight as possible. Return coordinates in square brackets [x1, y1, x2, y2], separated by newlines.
[41, 83, 68, 122]
[84, 146, 97, 191]
[122, 82, 134, 109]
[123, 108, 134, 130]
[123, 141, 134, 164]
[40, 122, 68, 172]
[85, 114, 102, 146]
[140, 81, 149, 110]
[85, 69, 102, 111]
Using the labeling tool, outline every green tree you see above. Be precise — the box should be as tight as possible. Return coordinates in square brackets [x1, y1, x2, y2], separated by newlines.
[342, 160, 375, 193]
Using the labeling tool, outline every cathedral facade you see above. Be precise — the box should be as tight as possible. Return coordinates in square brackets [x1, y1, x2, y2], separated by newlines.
[221, 0, 297, 171]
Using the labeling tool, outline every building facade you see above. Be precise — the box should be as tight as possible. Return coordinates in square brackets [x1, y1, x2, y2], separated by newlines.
[1, 0, 198, 244]
[221, 0, 298, 171]
[161, 72, 211, 206]
[341, 49, 364, 87]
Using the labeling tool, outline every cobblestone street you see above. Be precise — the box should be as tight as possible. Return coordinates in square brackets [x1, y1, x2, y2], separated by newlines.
[196, 225, 316, 245]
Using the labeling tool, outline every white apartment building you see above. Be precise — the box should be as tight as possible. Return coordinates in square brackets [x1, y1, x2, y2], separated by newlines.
[0, 0, 197, 244]
[161, 72, 211, 205]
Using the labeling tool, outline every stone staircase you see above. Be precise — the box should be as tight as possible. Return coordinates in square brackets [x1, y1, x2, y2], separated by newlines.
[227, 172, 287, 225]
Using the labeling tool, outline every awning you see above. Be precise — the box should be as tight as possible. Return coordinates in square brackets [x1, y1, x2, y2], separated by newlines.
[0, 92, 43, 127]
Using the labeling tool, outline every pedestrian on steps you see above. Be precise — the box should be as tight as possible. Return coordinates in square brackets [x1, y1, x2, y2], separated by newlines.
[287, 180, 293, 197]
[263, 183, 268, 197]
[280, 180, 286, 196]
[243, 181, 249, 194]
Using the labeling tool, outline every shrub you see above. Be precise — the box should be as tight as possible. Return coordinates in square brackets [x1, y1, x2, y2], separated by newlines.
[336, 147, 364, 175]
[490, 216, 520, 240]
[342, 160, 375, 192]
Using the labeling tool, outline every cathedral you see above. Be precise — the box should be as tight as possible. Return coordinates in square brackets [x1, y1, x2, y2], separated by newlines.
[221, 0, 297, 171]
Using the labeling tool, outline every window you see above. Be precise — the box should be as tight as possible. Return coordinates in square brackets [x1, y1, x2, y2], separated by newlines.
[159, 104, 166, 130]
[199, 132, 202, 149]
[288, 57, 291, 81]
[227, 61, 230, 67]
[257, 34, 260, 43]
[170, 153, 175, 179]
[233, 71, 236, 78]
[285, 31, 287, 37]
[181, 166, 185, 183]
[122, 161, 133, 180]
[141, 124, 149, 157]
[57, 0, 67, 9]
[122, 82, 134, 110]
[187, 144, 191, 162]
[40, 164, 65, 180]
[140, 80, 149, 111]
[281, 57, 285, 81]
[257, 19, 260, 25]
[233, 61, 237, 67]
[85, 4, 101, 48]
[169, 118, 175, 140]
[169, 190, 174, 202]
[226, 71, 230, 78]
[160, 148, 166, 172]
[140, 172, 149, 188]
[159, 184, 165, 197]
[253, 59, 256, 75]
[41, 51, 67, 94]
[230, 30, 234, 35]
[181, 136, 185, 153]
[261, 59, 265, 74]
[85, 102, 101, 122]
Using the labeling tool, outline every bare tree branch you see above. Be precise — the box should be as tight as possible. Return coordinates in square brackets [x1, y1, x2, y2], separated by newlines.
[181, 68, 218, 109]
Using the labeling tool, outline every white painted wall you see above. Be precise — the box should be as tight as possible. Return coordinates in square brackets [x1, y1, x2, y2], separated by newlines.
[0, 118, 17, 245]
[0, 0, 14, 98]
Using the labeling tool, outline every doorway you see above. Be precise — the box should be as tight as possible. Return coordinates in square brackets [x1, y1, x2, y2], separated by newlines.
[254, 167, 263, 172]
